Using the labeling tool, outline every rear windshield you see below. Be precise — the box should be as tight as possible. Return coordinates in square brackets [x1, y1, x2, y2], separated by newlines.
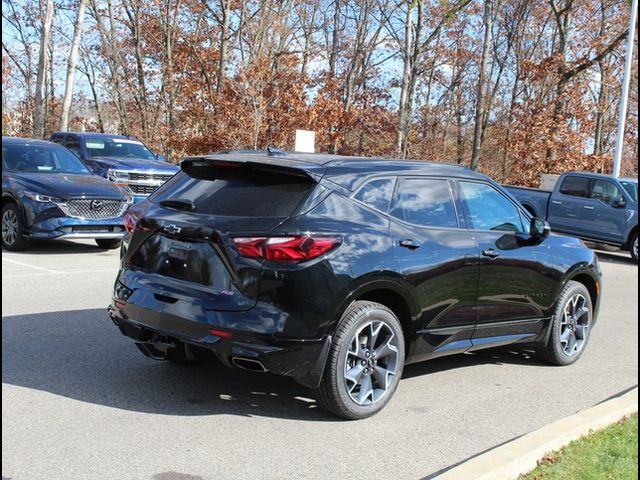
[150, 166, 314, 217]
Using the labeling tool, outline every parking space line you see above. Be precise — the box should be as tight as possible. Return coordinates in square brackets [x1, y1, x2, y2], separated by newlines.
[1, 257, 61, 273]
[2, 268, 119, 278]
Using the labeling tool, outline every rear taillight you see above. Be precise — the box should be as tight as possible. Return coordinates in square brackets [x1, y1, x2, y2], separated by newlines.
[233, 236, 340, 263]
[123, 210, 139, 233]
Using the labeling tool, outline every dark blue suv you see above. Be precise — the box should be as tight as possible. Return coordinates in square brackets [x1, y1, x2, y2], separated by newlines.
[2, 137, 132, 250]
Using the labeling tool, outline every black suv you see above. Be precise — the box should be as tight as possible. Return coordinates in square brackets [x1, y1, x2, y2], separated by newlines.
[108, 151, 601, 419]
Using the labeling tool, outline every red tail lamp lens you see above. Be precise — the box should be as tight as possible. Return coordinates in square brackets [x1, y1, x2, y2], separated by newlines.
[209, 328, 233, 338]
[123, 211, 138, 233]
[233, 236, 340, 262]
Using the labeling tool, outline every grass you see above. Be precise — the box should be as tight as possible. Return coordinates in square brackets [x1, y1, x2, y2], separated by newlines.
[520, 414, 638, 480]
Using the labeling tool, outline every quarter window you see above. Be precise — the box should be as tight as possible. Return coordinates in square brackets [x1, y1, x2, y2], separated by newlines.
[390, 178, 457, 228]
[459, 181, 524, 233]
[353, 178, 395, 213]
[559, 176, 590, 197]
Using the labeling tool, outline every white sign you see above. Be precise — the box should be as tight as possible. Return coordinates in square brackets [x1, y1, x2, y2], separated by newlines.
[295, 130, 315, 153]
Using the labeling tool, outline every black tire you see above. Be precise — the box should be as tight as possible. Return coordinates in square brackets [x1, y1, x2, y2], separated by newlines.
[314, 301, 405, 420]
[2, 202, 28, 251]
[539, 281, 593, 366]
[630, 233, 638, 264]
[95, 238, 122, 250]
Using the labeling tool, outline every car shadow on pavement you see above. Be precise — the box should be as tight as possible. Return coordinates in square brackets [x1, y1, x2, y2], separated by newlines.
[3, 308, 556, 421]
[4, 239, 114, 255]
[2, 308, 336, 421]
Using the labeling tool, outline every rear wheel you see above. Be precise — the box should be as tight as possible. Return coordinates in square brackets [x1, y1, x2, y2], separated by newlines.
[96, 239, 121, 250]
[314, 301, 405, 420]
[2, 203, 28, 251]
[539, 281, 593, 366]
[630, 233, 638, 264]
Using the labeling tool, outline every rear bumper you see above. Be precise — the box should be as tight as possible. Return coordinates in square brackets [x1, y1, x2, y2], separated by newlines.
[107, 302, 331, 388]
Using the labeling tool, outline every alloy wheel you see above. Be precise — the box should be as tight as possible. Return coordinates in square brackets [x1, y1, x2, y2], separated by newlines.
[344, 320, 399, 406]
[559, 293, 590, 356]
[2, 209, 18, 246]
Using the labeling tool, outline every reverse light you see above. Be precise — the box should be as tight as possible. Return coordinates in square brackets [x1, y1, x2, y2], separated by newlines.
[233, 236, 341, 263]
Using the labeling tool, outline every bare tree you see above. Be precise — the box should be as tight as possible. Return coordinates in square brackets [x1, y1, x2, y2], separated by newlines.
[33, 0, 54, 138]
[470, 0, 493, 170]
[60, 0, 88, 131]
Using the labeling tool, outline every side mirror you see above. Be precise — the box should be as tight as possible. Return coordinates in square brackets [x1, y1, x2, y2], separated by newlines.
[156, 154, 167, 162]
[611, 198, 626, 208]
[530, 217, 551, 238]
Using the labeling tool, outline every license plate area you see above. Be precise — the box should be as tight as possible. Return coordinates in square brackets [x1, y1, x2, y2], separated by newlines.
[129, 234, 232, 290]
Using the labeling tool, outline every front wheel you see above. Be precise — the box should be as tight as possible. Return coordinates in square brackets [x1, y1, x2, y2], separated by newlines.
[630, 233, 638, 264]
[314, 301, 405, 420]
[2, 203, 28, 251]
[96, 239, 122, 250]
[539, 281, 593, 366]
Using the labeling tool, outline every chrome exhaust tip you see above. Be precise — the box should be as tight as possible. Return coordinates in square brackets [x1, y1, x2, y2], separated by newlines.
[231, 357, 268, 373]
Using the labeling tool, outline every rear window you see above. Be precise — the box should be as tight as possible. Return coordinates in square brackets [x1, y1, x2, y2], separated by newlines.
[559, 176, 590, 197]
[151, 167, 314, 217]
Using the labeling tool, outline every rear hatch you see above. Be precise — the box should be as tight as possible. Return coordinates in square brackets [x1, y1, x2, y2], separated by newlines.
[120, 157, 323, 313]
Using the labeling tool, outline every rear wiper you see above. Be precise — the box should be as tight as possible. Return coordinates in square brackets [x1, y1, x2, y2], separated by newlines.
[159, 198, 195, 211]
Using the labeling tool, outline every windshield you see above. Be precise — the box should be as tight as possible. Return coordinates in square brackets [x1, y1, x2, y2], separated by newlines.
[620, 180, 638, 202]
[2, 143, 91, 174]
[85, 137, 156, 160]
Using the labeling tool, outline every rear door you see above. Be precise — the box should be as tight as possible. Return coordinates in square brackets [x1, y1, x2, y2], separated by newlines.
[389, 176, 480, 360]
[455, 180, 557, 348]
[548, 175, 592, 237]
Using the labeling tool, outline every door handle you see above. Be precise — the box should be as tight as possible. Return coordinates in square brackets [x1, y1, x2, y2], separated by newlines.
[481, 248, 500, 259]
[551, 200, 562, 205]
[584, 205, 595, 210]
[399, 239, 421, 250]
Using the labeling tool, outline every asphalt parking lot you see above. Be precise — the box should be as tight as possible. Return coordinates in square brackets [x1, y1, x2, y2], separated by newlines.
[2, 240, 638, 480]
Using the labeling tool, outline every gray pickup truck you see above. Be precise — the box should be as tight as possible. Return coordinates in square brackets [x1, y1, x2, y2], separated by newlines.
[504, 172, 638, 263]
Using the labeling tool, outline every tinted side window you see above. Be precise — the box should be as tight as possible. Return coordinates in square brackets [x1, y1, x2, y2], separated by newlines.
[353, 178, 394, 213]
[50, 135, 64, 143]
[390, 178, 457, 228]
[559, 176, 590, 197]
[459, 181, 524, 233]
[589, 180, 623, 205]
[64, 137, 82, 158]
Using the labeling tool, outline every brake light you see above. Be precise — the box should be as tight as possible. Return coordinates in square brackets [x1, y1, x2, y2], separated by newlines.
[233, 236, 340, 262]
[123, 210, 139, 233]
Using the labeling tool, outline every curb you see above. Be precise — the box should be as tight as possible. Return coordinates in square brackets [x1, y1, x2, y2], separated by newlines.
[432, 386, 638, 480]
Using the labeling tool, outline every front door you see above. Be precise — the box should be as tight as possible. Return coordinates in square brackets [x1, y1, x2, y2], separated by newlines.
[547, 175, 592, 237]
[389, 176, 480, 360]
[456, 180, 558, 349]
[585, 179, 629, 244]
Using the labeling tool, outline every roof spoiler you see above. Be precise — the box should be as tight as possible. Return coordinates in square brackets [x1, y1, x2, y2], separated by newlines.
[180, 156, 324, 183]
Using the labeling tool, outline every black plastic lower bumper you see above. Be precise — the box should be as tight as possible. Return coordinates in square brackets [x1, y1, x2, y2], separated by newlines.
[108, 304, 331, 388]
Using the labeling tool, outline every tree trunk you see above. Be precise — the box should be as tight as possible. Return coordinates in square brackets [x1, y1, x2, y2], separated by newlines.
[33, 0, 54, 138]
[217, 0, 232, 93]
[397, 2, 415, 157]
[60, 0, 88, 131]
[470, 0, 492, 170]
